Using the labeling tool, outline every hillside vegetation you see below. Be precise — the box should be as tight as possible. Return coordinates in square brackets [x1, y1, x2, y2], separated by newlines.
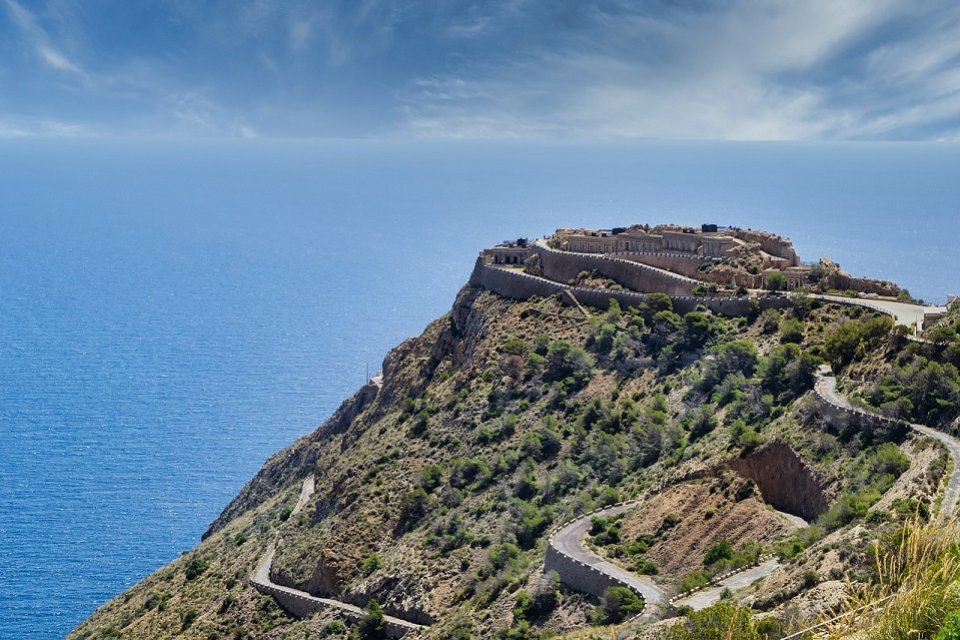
[69, 286, 960, 640]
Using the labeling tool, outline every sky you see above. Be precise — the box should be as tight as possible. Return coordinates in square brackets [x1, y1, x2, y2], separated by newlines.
[2, 0, 960, 141]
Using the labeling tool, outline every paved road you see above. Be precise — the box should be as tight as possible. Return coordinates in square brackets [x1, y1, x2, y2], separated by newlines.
[674, 558, 781, 610]
[817, 372, 960, 516]
[805, 293, 946, 333]
[251, 476, 427, 632]
[551, 502, 669, 605]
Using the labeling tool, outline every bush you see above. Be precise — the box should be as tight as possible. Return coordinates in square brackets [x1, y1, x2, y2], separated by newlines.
[664, 602, 761, 640]
[544, 340, 594, 390]
[935, 610, 960, 640]
[703, 540, 734, 566]
[184, 556, 209, 581]
[323, 620, 348, 636]
[181, 608, 198, 630]
[397, 487, 431, 529]
[360, 552, 383, 576]
[418, 464, 445, 491]
[871, 442, 910, 476]
[599, 586, 644, 623]
[678, 570, 710, 593]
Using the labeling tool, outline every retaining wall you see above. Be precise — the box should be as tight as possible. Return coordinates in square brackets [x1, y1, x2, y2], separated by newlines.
[814, 377, 907, 433]
[544, 545, 643, 601]
[252, 581, 420, 637]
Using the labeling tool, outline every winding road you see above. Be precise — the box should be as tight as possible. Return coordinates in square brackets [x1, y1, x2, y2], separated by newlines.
[548, 369, 960, 617]
[815, 370, 960, 516]
[804, 293, 947, 334]
[673, 558, 781, 610]
[251, 475, 427, 634]
[551, 502, 668, 605]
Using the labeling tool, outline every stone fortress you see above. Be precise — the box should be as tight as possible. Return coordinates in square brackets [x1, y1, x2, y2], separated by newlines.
[480, 223, 903, 297]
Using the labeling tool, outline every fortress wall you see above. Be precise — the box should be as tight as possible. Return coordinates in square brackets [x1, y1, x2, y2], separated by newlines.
[473, 257, 794, 321]
[616, 252, 711, 278]
[544, 545, 644, 601]
[474, 261, 567, 300]
[473, 261, 792, 319]
[533, 245, 698, 296]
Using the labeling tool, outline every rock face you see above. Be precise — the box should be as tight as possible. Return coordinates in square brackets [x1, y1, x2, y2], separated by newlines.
[729, 442, 827, 521]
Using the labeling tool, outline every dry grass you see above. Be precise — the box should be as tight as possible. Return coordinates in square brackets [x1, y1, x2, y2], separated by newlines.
[822, 515, 960, 640]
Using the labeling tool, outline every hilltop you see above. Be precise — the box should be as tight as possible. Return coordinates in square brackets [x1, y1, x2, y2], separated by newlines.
[69, 224, 960, 640]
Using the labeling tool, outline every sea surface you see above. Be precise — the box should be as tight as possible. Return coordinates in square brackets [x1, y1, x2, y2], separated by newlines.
[0, 140, 958, 639]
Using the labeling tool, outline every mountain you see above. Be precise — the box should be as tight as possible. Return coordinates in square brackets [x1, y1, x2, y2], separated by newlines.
[69, 230, 960, 640]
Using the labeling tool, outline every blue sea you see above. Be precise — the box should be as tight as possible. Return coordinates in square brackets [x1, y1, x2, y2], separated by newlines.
[1, 140, 958, 639]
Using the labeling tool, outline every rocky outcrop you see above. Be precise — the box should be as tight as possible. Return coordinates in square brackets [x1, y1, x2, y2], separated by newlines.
[728, 442, 827, 521]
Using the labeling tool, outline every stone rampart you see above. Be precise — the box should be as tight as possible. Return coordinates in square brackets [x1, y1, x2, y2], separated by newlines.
[533, 244, 699, 296]
[614, 252, 713, 279]
[473, 263, 792, 318]
[543, 545, 644, 601]
[472, 259, 567, 299]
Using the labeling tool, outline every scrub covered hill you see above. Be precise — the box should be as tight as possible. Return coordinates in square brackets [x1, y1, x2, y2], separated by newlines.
[69, 281, 957, 640]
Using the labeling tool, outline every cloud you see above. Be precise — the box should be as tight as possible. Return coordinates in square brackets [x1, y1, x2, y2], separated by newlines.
[399, 0, 960, 141]
[2, 0, 959, 140]
[0, 117, 91, 137]
[3, 0, 85, 76]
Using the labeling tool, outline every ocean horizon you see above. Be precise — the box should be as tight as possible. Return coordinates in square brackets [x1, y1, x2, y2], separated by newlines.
[1, 139, 958, 639]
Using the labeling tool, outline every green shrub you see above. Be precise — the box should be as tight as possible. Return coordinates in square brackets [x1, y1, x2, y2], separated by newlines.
[181, 608, 198, 630]
[664, 602, 761, 640]
[360, 552, 383, 576]
[934, 610, 960, 640]
[418, 464, 445, 492]
[322, 620, 348, 636]
[183, 556, 209, 581]
[703, 540, 734, 566]
[678, 570, 710, 593]
[598, 586, 644, 623]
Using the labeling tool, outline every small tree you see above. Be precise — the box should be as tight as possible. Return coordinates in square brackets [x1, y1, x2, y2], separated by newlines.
[357, 600, 386, 640]
[765, 272, 788, 291]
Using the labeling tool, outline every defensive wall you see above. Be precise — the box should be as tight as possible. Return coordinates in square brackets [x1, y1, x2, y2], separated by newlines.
[470, 260, 792, 317]
[613, 251, 713, 279]
[532, 244, 699, 297]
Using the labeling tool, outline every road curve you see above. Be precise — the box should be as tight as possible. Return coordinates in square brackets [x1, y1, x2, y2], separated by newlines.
[816, 371, 960, 516]
[251, 476, 427, 633]
[674, 558, 781, 610]
[804, 293, 946, 334]
[550, 502, 670, 605]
